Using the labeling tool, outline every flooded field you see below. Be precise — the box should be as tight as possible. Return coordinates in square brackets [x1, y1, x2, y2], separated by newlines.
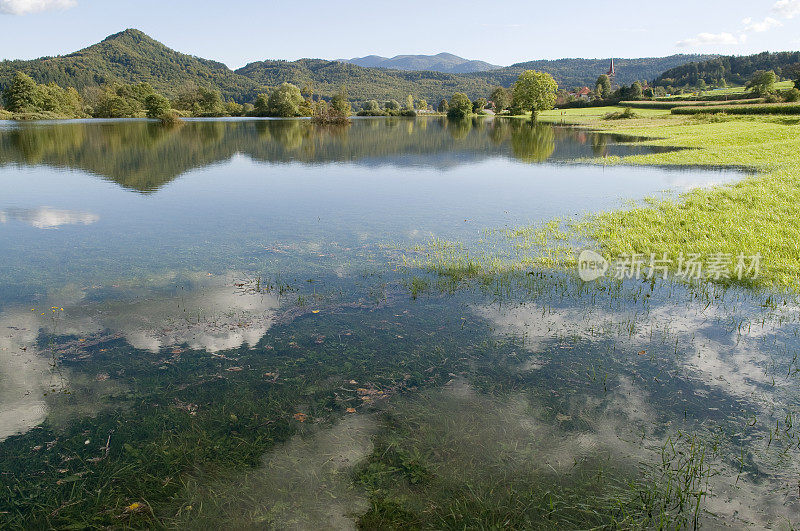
[0, 117, 796, 528]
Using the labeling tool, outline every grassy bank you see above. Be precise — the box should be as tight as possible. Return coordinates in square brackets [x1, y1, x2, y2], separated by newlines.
[536, 108, 800, 290]
[416, 108, 800, 291]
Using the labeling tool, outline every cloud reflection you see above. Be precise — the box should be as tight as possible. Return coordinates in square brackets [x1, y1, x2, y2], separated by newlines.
[0, 207, 99, 229]
[0, 273, 280, 440]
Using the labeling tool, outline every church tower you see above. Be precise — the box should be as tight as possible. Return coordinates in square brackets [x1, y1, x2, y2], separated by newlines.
[607, 58, 616, 83]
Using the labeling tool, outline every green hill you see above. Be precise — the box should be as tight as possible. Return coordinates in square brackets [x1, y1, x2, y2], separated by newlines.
[0, 29, 716, 106]
[473, 55, 717, 90]
[235, 59, 496, 103]
[654, 51, 800, 88]
[0, 29, 260, 102]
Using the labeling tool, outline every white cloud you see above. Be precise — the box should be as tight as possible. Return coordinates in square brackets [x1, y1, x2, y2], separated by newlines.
[744, 16, 783, 32]
[676, 32, 742, 48]
[0, 0, 76, 15]
[773, 0, 800, 19]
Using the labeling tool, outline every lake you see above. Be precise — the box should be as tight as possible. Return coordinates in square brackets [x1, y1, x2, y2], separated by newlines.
[1, 117, 797, 528]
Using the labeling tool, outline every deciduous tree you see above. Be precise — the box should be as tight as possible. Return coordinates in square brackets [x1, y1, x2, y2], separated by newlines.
[595, 75, 612, 99]
[267, 82, 304, 117]
[512, 70, 558, 118]
[145, 93, 171, 118]
[472, 98, 487, 113]
[746, 70, 777, 96]
[447, 92, 472, 119]
[490, 86, 511, 113]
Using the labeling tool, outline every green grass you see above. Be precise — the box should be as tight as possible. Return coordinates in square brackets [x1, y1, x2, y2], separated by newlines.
[539, 106, 671, 122]
[539, 110, 800, 291]
[420, 109, 800, 291]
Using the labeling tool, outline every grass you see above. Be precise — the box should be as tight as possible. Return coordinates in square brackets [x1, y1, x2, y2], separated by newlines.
[488, 108, 800, 291]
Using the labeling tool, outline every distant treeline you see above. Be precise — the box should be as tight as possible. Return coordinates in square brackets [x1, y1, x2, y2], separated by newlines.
[654, 52, 800, 89]
[0, 72, 354, 122]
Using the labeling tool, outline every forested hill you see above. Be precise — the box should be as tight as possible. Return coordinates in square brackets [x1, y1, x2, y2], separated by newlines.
[234, 59, 496, 103]
[234, 55, 716, 103]
[0, 29, 261, 102]
[473, 55, 717, 89]
[653, 52, 800, 88]
[0, 29, 714, 104]
[338, 53, 502, 74]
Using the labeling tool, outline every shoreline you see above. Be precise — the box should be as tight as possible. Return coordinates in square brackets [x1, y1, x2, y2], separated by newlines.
[530, 108, 800, 291]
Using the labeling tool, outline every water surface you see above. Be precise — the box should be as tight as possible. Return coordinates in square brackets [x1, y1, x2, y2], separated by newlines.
[1, 117, 796, 528]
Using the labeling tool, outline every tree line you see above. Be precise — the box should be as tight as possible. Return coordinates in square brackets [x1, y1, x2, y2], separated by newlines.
[0, 72, 355, 122]
[1, 69, 562, 122]
[653, 51, 800, 91]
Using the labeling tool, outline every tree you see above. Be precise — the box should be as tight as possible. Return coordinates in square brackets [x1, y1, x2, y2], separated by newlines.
[512, 70, 557, 118]
[437, 99, 449, 113]
[595, 75, 612, 99]
[225, 100, 244, 116]
[254, 94, 270, 116]
[197, 87, 224, 115]
[3, 72, 41, 113]
[447, 92, 472, 119]
[330, 87, 352, 117]
[363, 100, 380, 112]
[472, 98, 487, 113]
[795, 73, 800, 90]
[145, 93, 171, 118]
[404, 94, 414, 110]
[416, 98, 428, 111]
[267, 82, 304, 117]
[629, 81, 643, 100]
[172, 85, 225, 116]
[385, 100, 400, 112]
[490, 86, 511, 113]
[746, 70, 777, 95]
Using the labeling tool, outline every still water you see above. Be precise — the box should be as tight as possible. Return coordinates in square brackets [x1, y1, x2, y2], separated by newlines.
[0, 117, 797, 528]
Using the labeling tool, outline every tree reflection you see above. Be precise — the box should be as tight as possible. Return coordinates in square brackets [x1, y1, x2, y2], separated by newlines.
[509, 121, 556, 163]
[0, 119, 660, 193]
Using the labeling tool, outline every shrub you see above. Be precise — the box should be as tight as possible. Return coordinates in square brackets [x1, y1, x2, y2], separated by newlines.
[603, 107, 638, 120]
[783, 88, 800, 103]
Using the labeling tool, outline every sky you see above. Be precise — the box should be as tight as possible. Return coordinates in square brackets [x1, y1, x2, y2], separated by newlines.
[1, 0, 799, 68]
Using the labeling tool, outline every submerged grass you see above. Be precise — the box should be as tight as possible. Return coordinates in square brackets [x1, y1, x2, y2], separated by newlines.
[355, 384, 717, 529]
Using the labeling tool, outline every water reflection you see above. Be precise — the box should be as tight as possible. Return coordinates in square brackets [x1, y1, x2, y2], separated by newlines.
[0, 273, 278, 440]
[0, 207, 98, 229]
[0, 118, 672, 193]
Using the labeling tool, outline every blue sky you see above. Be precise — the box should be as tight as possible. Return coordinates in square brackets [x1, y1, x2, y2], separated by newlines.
[1, 0, 799, 68]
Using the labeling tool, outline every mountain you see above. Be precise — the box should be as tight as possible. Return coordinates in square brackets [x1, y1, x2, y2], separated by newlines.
[338, 53, 502, 74]
[653, 51, 800, 88]
[0, 29, 260, 102]
[0, 29, 716, 105]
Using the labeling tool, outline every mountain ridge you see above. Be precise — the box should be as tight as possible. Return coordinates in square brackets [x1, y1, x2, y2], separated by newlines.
[338, 52, 502, 73]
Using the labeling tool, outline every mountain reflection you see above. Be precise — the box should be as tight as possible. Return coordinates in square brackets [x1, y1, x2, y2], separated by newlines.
[0, 118, 668, 193]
